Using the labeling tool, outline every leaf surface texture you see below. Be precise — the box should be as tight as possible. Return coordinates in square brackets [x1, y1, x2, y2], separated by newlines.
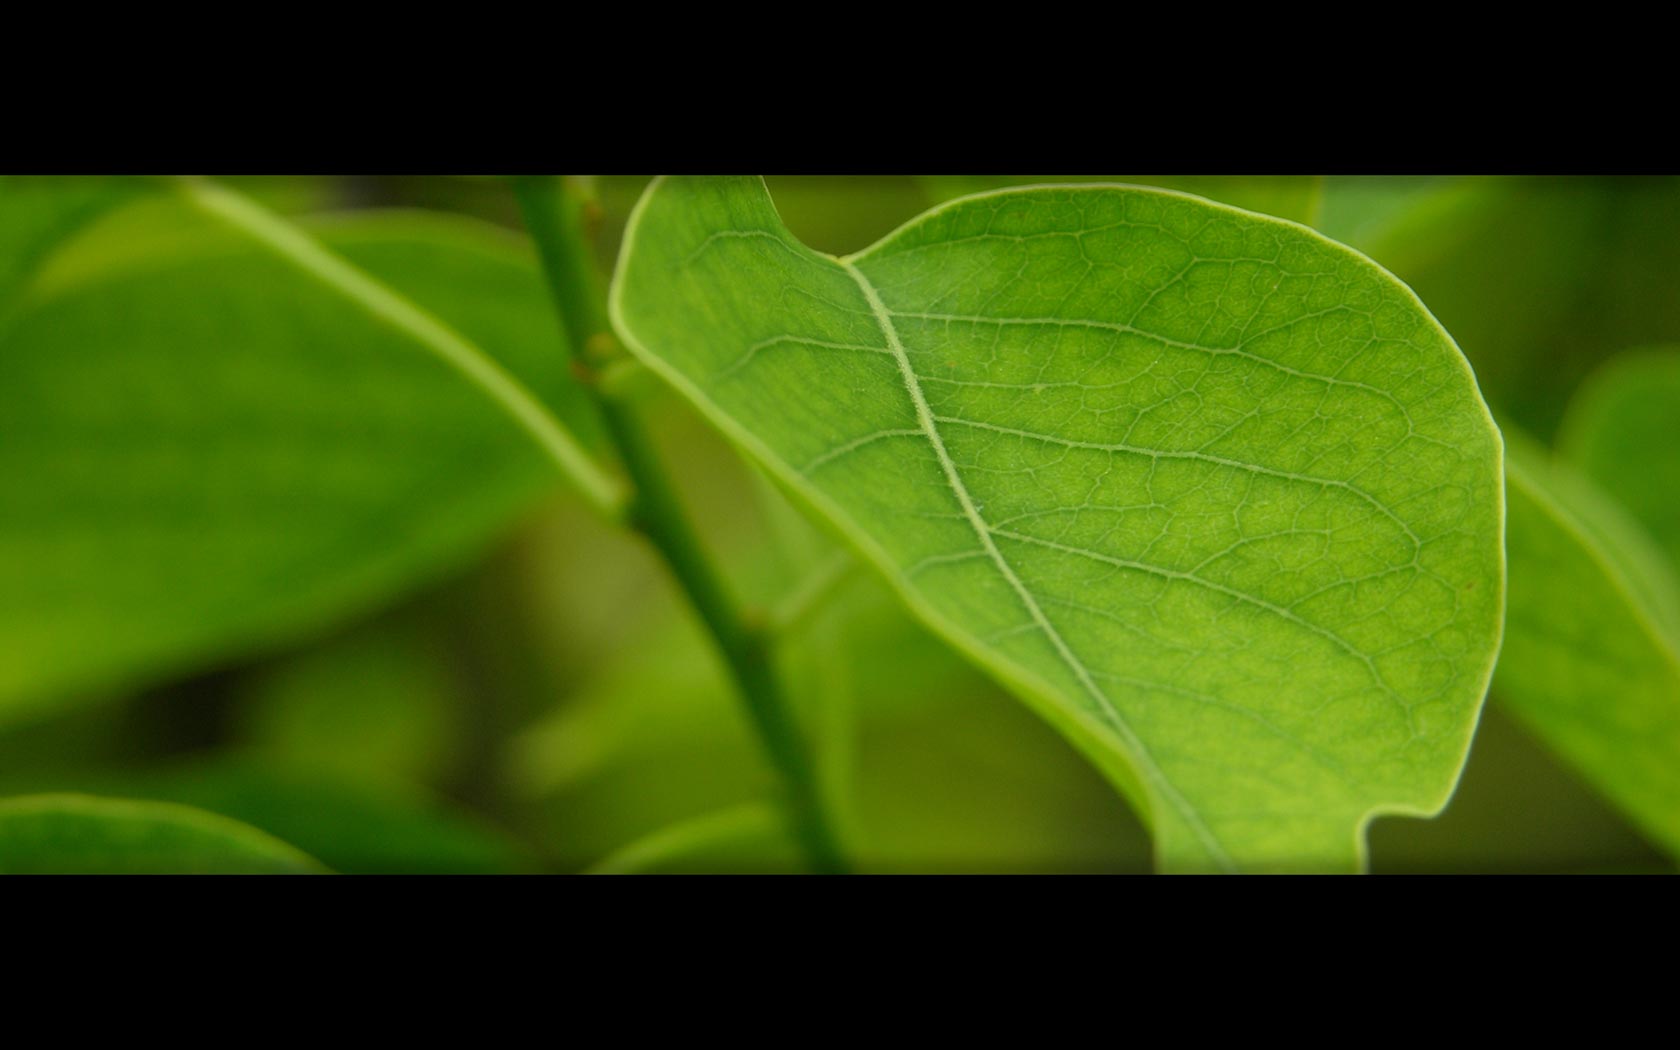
[611, 176, 1505, 871]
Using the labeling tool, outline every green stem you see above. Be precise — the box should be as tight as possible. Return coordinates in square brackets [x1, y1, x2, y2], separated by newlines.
[511, 175, 848, 874]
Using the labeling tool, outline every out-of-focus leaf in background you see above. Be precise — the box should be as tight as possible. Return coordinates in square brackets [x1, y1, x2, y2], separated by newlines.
[0, 176, 143, 307]
[86, 760, 534, 875]
[1495, 435, 1680, 860]
[234, 606, 466, 787]
[0, 194, 594, 725]
[0, 793, 324, 874]
[1559, 348, 1680, 567]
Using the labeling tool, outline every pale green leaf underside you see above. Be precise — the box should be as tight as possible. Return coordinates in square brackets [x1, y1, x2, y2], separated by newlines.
[611, 176, 1505, 872]
[0, 794, 324, 874]
[1498, 440, 1680, 859]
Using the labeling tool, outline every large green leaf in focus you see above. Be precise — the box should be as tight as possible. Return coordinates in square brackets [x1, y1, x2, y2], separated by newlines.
[921, 176, 1323, 226]
[0, 794, 324, 874]
[0, 204, 593, 723]
[610, 176, 1505, 872]
[1558, 348, 1680, 569]
[1498, 438, 1680, 859]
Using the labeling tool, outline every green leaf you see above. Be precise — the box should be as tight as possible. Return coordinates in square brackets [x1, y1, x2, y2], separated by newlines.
[0, 793, 324, 874]
[921, 176, 1324, 226]
[610, 176, 1505, 872]
[92, 760, 537, 874]
[1313, 176, 1489, 259]
[233, 605, 470, 787]
[584, 802, 792, 874]
[1498, 437, 1680, 859]
[1558, 348, 1680, 569]
[0, 176, 142, 309]
[0, 200, 599, 723]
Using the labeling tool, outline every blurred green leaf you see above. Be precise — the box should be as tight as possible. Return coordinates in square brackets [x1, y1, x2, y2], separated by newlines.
[584, 802, 793, 874]
[1498, 436, 1680, 859]
[0, 176, 144, 309]
[0, 793, 324, 874]
[507, 596, 778, 867]
[44, 759, 536, 874]
[1314, 176, 1490, 258]
[611, 176, 1504, 872]
[0, 204, 593, 724]
[234, 605, 467, 786]
[1558, 348, 1680, 569]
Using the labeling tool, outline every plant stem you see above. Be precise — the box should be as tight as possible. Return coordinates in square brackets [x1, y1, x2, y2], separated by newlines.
[511, 175, 848, 873]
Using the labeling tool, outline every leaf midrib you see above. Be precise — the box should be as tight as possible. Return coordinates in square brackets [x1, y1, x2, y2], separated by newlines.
[612, 177, 1506, 871]
[839, 258, 1237, 871]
